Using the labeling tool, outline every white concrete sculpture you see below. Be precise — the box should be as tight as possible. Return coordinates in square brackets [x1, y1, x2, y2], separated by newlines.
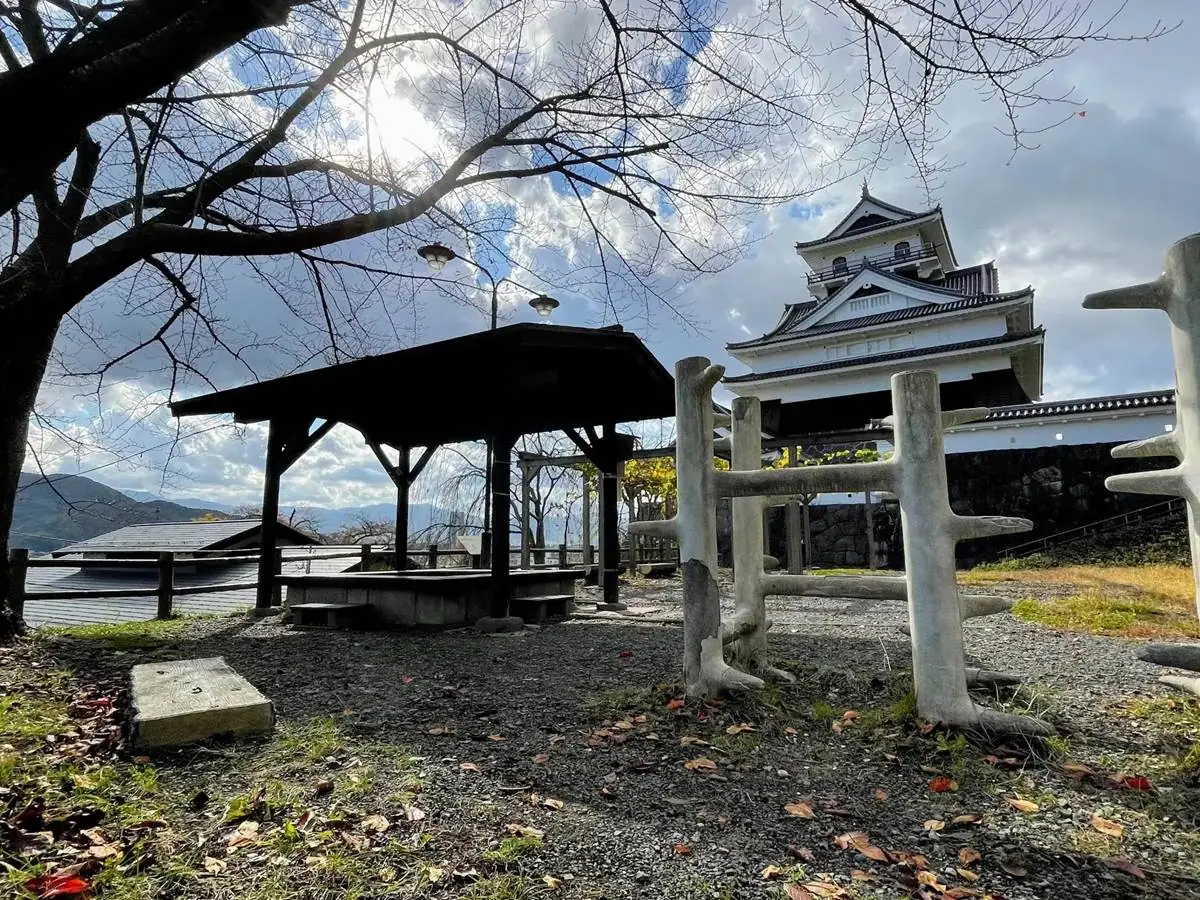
[1084, 234, 1200, 615]
[1085, 234, 1200, 693]
[635, 358, 1052, 735]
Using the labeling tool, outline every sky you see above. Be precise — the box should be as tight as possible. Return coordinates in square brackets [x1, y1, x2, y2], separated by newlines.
[24, 0, 1200, 517]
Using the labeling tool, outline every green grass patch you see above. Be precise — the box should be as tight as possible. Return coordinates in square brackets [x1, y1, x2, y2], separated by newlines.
[41, 616, 197, 649]
[0, 694, 70, 742]
[462, 874, 547, 900]
[582, 685, 660, 719]
[1012, 590, 1199, 638]
[483, 835, 543, 864]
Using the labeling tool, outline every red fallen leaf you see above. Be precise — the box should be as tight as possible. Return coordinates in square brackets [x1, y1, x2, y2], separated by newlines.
[1106, 857, 1146, 879]
[24, 873, 91, 898]
[402, 676, 414, 685]
[1118, 775, 1154, 792]
[666, 698, 685, 711]
[673, 843, 692, 855]
[619, 650, 633, 658]
[928, 775, 957, 793]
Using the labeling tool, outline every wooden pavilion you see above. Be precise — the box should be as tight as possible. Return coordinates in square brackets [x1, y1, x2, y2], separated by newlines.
[171, 324, 676, 617]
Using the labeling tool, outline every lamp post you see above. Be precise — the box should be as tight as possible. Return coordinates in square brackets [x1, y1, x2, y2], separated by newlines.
[417, 243, 559, 567]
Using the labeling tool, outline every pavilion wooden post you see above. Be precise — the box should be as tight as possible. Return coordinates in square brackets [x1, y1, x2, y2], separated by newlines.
[490, 433, 516, 617]
[519, 460, 532, 569]
[599, 423, 622, 607]
[581, 476, 592, 566]
[255, 421, 285, 611]
[156, 552, 174, 619]
[255, 417, 337, 613]
[367, 440, 437, 573]
[786, 445, 804, 573]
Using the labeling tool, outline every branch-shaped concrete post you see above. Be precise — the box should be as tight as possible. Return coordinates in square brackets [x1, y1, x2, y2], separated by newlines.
[1084, 234, 1200, 618]
[891, 371, 1050, 735]
[634, 358, 764, 697]
[714, 371, 1050, 735]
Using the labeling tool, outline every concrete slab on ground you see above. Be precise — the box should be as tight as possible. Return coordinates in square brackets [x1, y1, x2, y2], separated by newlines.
[131, 656, 274, 750]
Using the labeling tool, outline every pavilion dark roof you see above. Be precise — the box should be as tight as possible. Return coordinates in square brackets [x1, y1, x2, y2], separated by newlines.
[171, 324, 676, 448]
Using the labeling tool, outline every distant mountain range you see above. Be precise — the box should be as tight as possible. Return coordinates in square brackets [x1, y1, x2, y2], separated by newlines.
[9, 473, 473, 553]
[12, 473, 229, 554]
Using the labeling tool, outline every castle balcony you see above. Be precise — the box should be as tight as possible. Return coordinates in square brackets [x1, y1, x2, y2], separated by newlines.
[806, 241, 940, 290]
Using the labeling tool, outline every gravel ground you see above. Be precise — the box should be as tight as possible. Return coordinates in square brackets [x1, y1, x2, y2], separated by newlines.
[33, 573, 1200, 900]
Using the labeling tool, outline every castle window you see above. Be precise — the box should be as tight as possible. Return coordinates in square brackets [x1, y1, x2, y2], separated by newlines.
[832, 256, 848, 275]
[894, 240, 911, 259]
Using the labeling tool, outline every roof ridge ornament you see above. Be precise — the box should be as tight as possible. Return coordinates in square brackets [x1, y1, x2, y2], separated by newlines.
[861, 178, 870, 198]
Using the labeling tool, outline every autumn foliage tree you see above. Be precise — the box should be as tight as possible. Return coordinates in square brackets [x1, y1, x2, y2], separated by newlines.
[0, 1, 1166, 635]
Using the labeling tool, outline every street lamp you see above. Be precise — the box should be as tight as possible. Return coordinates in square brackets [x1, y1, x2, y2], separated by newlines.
[417, 243, 561, 568]
[529, 294, 560, 318]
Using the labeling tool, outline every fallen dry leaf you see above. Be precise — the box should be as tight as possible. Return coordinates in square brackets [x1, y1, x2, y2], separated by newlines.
[684, 757, 718, 771]
[1000, 859, 1028, 877]
[360, 814, 389, 834]
[923, 819, 945, 832]
[532, 753, 551, 764]
[543, 875, 563, 889]
[874, 788, 888, 802]
[957, 867, 980, 883]
[761, 865, 785, 880]
[403, 805, 426, 822]
[917, 870, 946, 890]
[950, 814, 983, 827]
[1117, 775, 1154, 792]
[542, 798, 564, 810]
[202, 856, 226, 875]
[958, 847, 981, 866]
[850, 869, 874, 882]
[1062, 762, 1097, 778]
[803, 881, 849, 898]
[1005, 797, 1039, 814]
[459, 762, 481, 773]
[928, 775, 958, 793]
[426, 866, 445, 883]
[427, 725, 453, 736]
[295, 810, 314, 831]
[666, 698, 685, 710]
[1091, 815, 1124, 837]
[673, 843, 692, 855]
[784, 801, 815, 818]
[487, 734, 505, 742]
[314, 779, 334, 797]
[842, 710, 859, 722]
[786, 886, 814, 900]
[788, 845, 817, 863]
[785, 726, 798, 735]
[680, 735, 709, 746]
[726, 723, 757, 734]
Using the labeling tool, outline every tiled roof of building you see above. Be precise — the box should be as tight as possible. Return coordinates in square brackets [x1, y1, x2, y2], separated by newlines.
[723, 329, 1044, 384]
[975, 390, 1176, 423]
[795, 207, 940, 250]
[727, 265, 1031, 350]
[52, 519, 317, 556]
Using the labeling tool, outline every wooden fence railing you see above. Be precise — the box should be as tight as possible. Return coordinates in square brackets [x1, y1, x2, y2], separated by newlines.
[9, 539, 680, 621]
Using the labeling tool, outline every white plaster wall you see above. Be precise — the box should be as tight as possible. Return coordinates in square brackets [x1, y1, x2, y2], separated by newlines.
[944, 409, 1176, 453]
[740, 313, 1011, 373]
[731, 348, 1020, 403]
[802, 225, 926, 275]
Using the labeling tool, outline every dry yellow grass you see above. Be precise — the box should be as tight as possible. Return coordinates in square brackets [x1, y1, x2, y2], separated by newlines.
[960, 565, 1200, 638]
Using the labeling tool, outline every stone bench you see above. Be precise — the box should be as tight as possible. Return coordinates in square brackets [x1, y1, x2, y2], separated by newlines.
[131, 657, 274, 750]
[290, 601, 369, 628]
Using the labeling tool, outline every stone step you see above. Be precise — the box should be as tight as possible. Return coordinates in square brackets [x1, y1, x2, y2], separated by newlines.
[290, 601, 369, 628]
[510, 593, 575, 622]
[131, 657, 274, 750]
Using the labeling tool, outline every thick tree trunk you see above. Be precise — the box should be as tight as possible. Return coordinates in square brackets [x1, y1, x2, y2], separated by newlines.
[0, 306, 61, 638]
[0, 0, 295, 216]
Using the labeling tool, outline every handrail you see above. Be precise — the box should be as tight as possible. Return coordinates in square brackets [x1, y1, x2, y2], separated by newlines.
[806, 241, 938, 284]
[994, 498, 1185, 561]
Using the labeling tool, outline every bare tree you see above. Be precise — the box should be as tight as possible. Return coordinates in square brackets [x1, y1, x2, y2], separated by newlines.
[0, 0, 1169, 633]
[231, 503, 325, 540]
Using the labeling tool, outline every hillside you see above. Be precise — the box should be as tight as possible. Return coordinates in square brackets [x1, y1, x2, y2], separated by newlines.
[12, 473, 227, 553]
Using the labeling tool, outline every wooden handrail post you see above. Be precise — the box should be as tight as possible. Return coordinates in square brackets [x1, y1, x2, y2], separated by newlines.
[9, 548, 28, 620]
[558, 543, 568, 567]
[361, 543, 374, 571]
[156, 551, 174, 620]
[428, 543, 439, 569]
